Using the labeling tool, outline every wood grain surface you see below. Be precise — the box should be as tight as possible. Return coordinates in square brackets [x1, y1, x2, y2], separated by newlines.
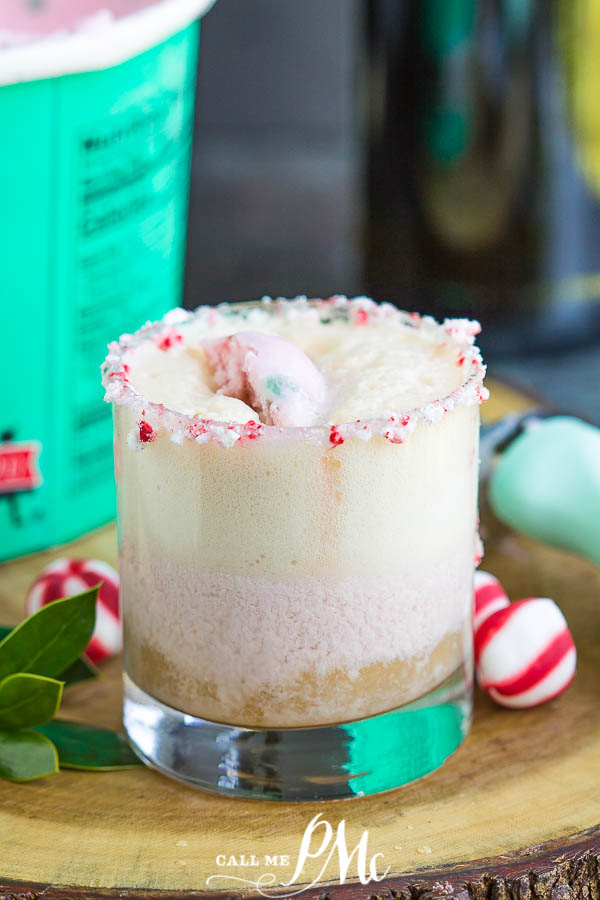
[0, 378, 597, 898]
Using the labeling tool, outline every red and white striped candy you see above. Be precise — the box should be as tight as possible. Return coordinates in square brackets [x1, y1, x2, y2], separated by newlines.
[474, 597, 576, 709]
[26, 558, 121, 665]
[474, 570, 510, 630]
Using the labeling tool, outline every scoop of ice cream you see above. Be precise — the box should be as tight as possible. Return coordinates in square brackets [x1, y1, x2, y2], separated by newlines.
[203, 331, 328, 427]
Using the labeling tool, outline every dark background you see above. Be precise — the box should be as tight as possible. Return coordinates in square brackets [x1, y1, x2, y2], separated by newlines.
[185, 0, 361, 306]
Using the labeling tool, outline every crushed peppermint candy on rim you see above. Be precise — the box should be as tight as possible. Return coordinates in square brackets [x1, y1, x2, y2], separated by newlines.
[101, 295, 489, 450]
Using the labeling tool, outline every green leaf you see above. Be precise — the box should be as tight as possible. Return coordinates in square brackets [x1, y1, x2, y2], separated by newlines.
[0, 673, 63, 729]
[35, 720, 142, 771]
[0, 587, 97, 681]
[0, 626, 98, 686]
[0, 729, 58, 781]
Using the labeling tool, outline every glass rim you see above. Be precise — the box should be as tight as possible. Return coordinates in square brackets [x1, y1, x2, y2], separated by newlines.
[101, 295, 489, 449]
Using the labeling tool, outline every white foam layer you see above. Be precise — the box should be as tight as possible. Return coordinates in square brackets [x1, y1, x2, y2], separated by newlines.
[115, 400, 480, 575]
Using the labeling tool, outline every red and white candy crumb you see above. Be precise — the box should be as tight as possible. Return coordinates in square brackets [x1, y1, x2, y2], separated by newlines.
[26, 558, 121, 665]
[101, 295, 489, 450]
[330, 426, 345, 446]
[473, 576, 576, 709]
[154, 329, 183, 351]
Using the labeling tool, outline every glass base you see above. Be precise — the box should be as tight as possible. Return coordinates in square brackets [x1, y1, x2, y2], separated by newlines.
[123, 668, 471, 801]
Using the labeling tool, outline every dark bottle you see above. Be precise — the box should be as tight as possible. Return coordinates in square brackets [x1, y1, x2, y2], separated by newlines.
[364, 0, 600, 356]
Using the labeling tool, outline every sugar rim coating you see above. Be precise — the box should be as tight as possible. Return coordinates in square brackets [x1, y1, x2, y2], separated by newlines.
[101, 295, 489, 449]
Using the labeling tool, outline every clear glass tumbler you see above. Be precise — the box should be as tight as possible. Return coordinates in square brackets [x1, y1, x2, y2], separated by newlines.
[103, 299, 485, 800]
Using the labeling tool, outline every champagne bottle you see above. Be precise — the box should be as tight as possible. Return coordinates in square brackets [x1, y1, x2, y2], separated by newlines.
[364, 0, 600, 354]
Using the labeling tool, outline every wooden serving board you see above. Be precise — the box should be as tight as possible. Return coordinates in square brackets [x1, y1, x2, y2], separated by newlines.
[0, 380, 598, 899]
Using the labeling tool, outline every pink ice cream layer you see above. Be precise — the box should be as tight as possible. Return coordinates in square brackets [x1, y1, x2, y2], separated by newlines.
[122, 551, 474, 726]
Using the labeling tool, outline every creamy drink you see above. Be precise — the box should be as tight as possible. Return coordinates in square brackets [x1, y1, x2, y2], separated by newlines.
[103, 296, 488, 798]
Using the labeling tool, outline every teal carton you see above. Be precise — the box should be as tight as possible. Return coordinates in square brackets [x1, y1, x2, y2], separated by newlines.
[0, 0, 215, 561]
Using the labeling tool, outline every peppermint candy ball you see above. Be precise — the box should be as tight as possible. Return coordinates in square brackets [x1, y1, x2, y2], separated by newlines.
[474, 596, 576, 709]
[474, 570, 510, 630]
[26, 558, 121, 664]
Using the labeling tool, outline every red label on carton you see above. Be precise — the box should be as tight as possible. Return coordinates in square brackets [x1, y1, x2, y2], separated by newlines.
[0, 441, 43, 494]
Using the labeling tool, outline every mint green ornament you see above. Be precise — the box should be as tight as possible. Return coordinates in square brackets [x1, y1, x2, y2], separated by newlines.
[489, 416, 600, 566]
